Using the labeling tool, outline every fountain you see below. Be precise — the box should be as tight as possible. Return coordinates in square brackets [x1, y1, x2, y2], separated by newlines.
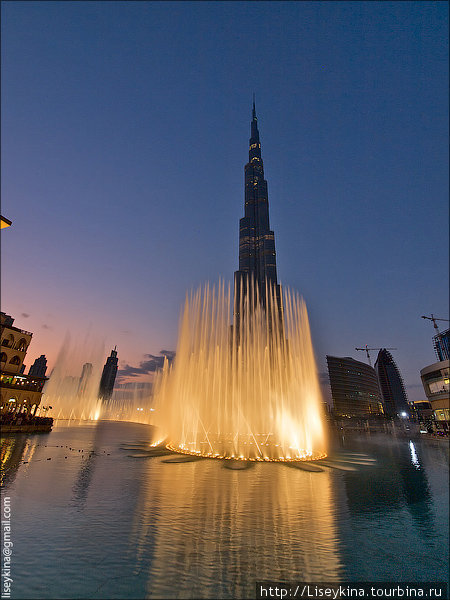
[45, 335, 156, 424]
[44, 334, 104, 421]
[152, 279, 327, 461]
[102, 382, 154, 423]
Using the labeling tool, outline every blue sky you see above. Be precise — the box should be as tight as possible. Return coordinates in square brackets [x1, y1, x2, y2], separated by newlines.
[1, 1, 448, 399]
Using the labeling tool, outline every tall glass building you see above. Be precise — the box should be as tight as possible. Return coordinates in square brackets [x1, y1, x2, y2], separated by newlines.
[326, 355, 384, 418]
[433, 328, 449, 362]
[374, 349, 409, 418]
[234, 101, 282, 328]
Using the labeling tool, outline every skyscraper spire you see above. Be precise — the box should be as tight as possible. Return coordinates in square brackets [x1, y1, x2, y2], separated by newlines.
[234, 102, 282, 330]
[250, 96, 260, 150]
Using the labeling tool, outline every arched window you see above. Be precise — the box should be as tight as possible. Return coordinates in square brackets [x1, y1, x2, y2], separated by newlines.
[0, 352, 7, 363]
[16, 338, 28, 352]
[9, 356, 21, 365]
[8, 397, 18, 411]
[1, 334, 15, 348]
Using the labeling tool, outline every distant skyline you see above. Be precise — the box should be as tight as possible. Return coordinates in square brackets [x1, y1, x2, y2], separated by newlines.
[1, 1, 448, 399]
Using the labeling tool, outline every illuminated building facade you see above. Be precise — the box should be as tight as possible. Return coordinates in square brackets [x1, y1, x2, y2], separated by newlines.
[0, 312, 47, 414]
[234, 101, 282, 327]
[326, 355, 384, 418]
[420, 361, 449, 427]
[419, 328, 449, 429]
[99, 347, 118, 401]
[374, 349, 409, 417]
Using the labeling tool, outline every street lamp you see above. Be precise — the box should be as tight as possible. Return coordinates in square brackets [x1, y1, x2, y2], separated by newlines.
[1, 216, 12, 229]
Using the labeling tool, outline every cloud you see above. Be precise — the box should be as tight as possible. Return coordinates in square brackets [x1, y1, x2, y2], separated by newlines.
[117, 350, 175, 381]
[42, 323, 52, 330]
[21, 313, 30, 318]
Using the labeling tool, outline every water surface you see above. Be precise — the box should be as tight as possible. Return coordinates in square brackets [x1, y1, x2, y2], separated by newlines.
[1, 422, 448, 599]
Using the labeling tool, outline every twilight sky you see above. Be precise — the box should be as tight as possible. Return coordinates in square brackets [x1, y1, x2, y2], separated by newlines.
[1, 1, 448, 400]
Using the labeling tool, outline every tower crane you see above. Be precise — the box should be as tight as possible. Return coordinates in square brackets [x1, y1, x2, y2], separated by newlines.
[421, 314, 449, 334]
[355, 345, 397, 367]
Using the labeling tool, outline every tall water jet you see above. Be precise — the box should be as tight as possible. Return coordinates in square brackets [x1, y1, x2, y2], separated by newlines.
[152, 279, 327, 461]
[44, 334, 104, 421]
[102, 382, 154, 423]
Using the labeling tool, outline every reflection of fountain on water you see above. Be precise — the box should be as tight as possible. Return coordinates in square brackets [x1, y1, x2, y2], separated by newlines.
[45, 334, 104, 421]
[152, 280, 327, 461]
[133, 458, 342, 598]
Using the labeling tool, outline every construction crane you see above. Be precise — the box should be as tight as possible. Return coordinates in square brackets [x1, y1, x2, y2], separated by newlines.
[355, 345, 397, 367]
[421, 314, 449, 334]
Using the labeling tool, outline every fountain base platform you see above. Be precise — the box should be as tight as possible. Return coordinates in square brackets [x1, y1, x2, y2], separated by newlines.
[165, 442, 327, 463]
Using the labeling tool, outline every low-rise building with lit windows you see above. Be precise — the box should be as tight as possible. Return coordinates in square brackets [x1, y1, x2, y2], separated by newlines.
[1, 312, 47, 415]
[420, 361, 450, 428]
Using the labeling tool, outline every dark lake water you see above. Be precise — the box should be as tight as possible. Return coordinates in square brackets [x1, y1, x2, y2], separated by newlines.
[1, 421, 448, 599]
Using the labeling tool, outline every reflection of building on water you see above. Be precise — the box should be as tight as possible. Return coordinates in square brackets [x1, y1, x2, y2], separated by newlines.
[69, 421, 112, 511]
[1, 435, 42, 488]
[141, 462, 342, 598]
[102, 382, 153, 423]
[342, 441, 434, 536]
[70, 447, 97, 512]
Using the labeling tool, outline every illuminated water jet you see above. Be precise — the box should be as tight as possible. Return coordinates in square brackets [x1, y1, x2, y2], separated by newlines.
[45, 334, 104, 421]
[152, 280, 327, 461]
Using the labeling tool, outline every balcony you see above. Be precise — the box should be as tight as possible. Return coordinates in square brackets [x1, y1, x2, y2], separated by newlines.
[0, 378, 45, 393]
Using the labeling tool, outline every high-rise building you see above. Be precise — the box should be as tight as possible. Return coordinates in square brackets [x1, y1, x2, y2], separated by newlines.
[78, 362, 93, 397]
[326, 355, 384, 418]
[433, 328, 449, 362]
[234, 101, 282, 328]
[99, 347, 118, 402]
[28, 355, 47, 378]
[374, 349, 409, 418]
